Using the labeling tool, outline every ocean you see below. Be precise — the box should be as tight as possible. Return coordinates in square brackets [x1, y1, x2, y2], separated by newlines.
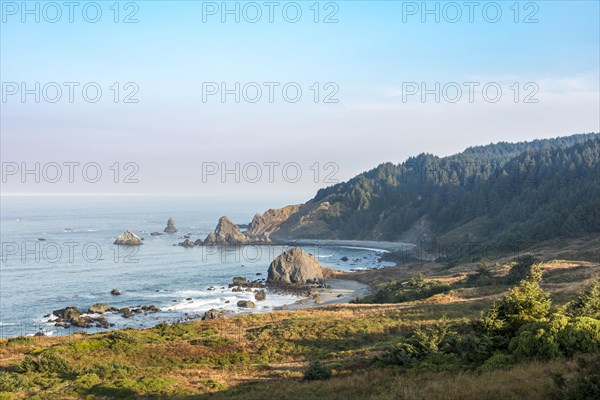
[0, 196, 393, 338]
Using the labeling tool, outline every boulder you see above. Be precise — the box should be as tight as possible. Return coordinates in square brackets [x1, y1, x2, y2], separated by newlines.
[254, 290, 266, 301]
[111, 289, 121, 296]
[52, 307, 82, 321]
[164, 217, 178, 233]
[88, 303, 110, 314]
[267, 247, 324, 284]
[237, 300, 255, 308]
[114, 230, 143, 245]
[232, 276, 247, 285]
[95, 316, 109, 328]
[202, 309, 223, 320]
[121, 308, 132, 318]
[71, 315, 93, 328]
[178, 238, 195, 248]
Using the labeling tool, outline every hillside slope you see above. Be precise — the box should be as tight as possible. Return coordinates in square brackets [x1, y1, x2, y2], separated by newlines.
[272, 133, 599, 254]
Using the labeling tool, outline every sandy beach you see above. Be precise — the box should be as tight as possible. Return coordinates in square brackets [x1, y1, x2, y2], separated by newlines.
[280, 239, 415, 253]
[275, 279, 371, 311]
[318, 279, 371, 305]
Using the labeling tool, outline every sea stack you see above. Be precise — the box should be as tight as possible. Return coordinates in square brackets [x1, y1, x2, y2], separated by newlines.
[114, 230, 143, 245]
[164, 217, 178, 233]
[204, 216, 249, 245]
[267, 247, 324, 284]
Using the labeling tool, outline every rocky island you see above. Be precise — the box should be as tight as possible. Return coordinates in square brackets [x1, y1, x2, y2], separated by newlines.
[179, 216, 270, 247]
[114, 230, 143, 245]
[177, 205, 303, 247]
[164, 217, 178, 233]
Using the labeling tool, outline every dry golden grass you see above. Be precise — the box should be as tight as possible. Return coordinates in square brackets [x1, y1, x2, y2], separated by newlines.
[199, 358, 570, 400]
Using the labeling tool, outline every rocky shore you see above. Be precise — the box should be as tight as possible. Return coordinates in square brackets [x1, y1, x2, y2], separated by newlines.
[50, 303, 160, 329]
[43, 246, 361, 332]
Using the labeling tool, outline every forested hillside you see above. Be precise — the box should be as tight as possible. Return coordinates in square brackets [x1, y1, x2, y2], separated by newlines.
[275, 133, 599, 253]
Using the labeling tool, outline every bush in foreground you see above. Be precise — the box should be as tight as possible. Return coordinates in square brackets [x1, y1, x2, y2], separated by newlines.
[303, 361, 332, 381]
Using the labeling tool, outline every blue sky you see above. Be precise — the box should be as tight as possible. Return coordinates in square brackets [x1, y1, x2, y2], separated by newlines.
[1, 1, 599, 204]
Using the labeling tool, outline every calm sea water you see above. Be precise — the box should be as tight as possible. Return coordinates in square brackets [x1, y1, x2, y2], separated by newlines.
[0, 196, 392, 338]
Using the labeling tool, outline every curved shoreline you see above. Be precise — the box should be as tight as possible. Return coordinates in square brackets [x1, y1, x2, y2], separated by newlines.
[17, 279, 372, 338]
[278, 239, 415, 253]
[273, 279, 371, 311]
[15, 241, 390, 338]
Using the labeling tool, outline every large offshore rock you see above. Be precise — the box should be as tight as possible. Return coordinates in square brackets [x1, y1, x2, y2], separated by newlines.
[164, 217, 178, 233]
[203, 216, 249, 244]
[114, 230, 143, 245]
[267, 247, 324, 284]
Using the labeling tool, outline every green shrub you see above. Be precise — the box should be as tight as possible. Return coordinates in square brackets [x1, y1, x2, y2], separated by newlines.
[509, 315, 568, 360]
[557, 317, 600, 356]
[73, 373, 102, 392]
[16, 352, 76, 375]
[0, 371, 29, 392]
[378, 342, 420, 367]
[413, 317, 453, 354]
[153, 322, 195, 340]
[477, 353, 515, 372]
[87, 362, 137, 379]
[88, 376, 177, 396]
[508, 314, 600, 360]
[303, 361, 332, 381]
[452, 332, 506, 366]
[504, 255, 538, 284]
[481, 265, 551, 337]
[106, 330, 141, 352]
[379, 318, 455, 368]
[67, 338, 108, 353]
[569, 278, 600, 319]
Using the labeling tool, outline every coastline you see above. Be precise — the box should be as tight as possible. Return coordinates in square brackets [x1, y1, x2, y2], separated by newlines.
[8, 240, 394, 338]
[10, 279, 373, 339]
[278, 238, 415, 253]
[274, 279, 371, 311]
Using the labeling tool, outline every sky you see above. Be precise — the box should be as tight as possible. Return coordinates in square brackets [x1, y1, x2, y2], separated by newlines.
[1, 0, 599, 206]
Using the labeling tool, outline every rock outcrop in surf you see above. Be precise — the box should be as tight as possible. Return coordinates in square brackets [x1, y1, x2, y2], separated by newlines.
[114, 230, 143, 245]
[164, 217, 178, 233]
